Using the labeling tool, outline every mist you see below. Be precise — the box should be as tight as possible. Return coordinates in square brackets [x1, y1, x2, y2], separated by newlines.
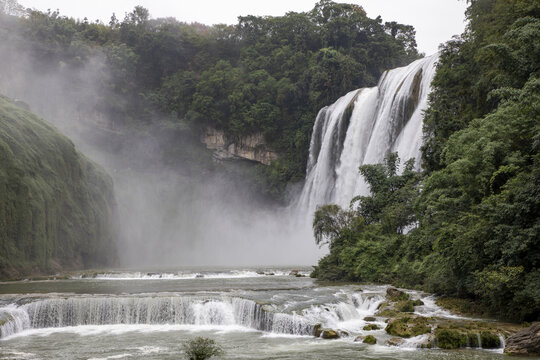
[0, 16, 324, 268]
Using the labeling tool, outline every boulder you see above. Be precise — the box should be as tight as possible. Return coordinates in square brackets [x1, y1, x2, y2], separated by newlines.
[363, 335, 376, 345]
[321, 329, 340, 339]
[504, 322, 540, 356]
[363, 316, 376, 322]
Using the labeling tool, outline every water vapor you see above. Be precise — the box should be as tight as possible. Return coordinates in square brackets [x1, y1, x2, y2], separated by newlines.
[0, 17, 324, 268]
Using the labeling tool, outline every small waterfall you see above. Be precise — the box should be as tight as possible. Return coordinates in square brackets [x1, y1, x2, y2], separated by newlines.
[271, 313, 313, 335]
[0, 305, 30, 338]
[0, 293, 387, 339]
[0, 296, 315, 339]
[498, 334, 506, 349]
[297, 54, 439, 214]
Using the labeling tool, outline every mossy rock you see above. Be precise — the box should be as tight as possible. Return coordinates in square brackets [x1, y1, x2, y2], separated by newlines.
[385, 317, 431, 338]
[412, 299, 424, 306]
[480, 331, 500, 348]
[397, 300, 415, 313]
[386, 288, 409, 301]
[363, 324, 379, 331]
[376, 309, 400, 317]
[363, 335, 376, 345]
[363, 316, 376, 322]
[354, 335, 365, 342]
[435, 328, 467, 349]
[467, 332, 481, 348]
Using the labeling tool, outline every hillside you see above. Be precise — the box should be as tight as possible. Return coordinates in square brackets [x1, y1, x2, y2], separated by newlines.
[0, 95, 117, 278]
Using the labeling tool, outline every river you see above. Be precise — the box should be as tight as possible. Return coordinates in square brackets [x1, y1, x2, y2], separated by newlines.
[0, 267, 531, 359]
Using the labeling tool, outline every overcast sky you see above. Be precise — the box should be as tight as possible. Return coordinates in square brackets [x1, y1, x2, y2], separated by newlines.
[19, 0, 468, 55]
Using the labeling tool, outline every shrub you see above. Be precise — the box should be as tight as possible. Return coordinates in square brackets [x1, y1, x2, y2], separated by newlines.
[183, 337, 224, 360]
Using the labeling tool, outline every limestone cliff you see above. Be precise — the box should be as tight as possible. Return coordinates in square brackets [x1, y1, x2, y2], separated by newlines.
[200, 128, 278, 165]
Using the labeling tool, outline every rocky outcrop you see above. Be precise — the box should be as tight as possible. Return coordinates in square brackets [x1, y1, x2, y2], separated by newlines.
[386, 288, 409, 301]
[200, 127, 278, 165]
[504, 322, 540, 356]
[385, 316, 431, 338]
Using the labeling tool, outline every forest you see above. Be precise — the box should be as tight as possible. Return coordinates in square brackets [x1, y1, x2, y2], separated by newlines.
[1, 0, 418, 198]
[312, 0, 539, 322]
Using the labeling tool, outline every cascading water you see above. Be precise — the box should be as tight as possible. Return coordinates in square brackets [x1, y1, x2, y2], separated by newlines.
[297, 54, 439, 214]
[0, 293, 386, 339]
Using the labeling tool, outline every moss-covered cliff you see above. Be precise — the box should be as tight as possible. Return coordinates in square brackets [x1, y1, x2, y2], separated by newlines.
[0, 95, 117, 278]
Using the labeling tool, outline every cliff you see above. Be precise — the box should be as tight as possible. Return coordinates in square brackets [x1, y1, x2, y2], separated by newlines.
[0, 95, 117, 278]
[200, 128, 279, 166]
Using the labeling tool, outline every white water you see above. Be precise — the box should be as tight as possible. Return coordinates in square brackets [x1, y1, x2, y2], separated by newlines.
[0, 293, 385, 340]
[72, 269, 309, 280]
[297, 54, 439, 214]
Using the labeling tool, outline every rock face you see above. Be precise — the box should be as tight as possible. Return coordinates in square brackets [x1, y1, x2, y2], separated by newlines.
[200, 127, 278, 165]
[504, 322, 540, 356]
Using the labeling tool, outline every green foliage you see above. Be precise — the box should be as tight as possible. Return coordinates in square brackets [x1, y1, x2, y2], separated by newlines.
[312, 153, 422, 282]
[182, 337, 224, 360]
[312, 0, 540, 322]
[0, 96, 117, 278]
[397, 300, 415, 313]
[435, 328, 467, 349]
[480, 331, 500, 348]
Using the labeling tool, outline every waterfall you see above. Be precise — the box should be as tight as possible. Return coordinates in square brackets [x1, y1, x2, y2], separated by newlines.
[0, 296, 310, 338]
[297, 54, 439, 214]
[0, 293, 385, 339]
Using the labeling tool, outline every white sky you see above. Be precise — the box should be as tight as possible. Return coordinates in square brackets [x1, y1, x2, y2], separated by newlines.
[19, 0, 468, 55]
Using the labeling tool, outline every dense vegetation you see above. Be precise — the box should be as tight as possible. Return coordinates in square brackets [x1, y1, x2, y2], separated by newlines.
[312, 0, 539, 322]
[0, 0, 419, 198]
[0, 95, 117, 278]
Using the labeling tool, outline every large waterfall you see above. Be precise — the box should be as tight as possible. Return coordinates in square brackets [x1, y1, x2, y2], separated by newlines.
[297, 54, 438, 214]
